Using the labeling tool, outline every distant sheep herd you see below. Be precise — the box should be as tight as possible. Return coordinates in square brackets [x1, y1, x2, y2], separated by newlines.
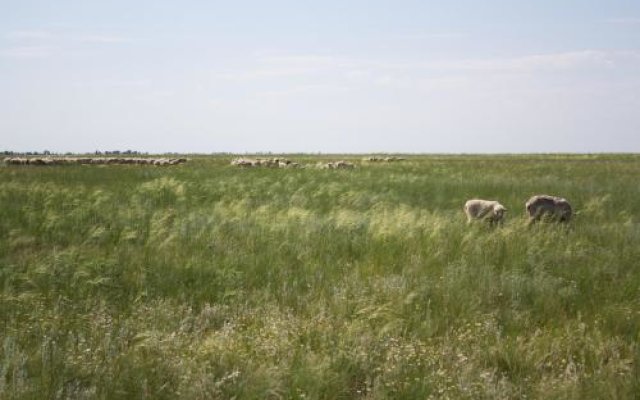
[3, 157, 188, 166]
[4, 155, 572, 224]
[231, 157, 303, 168]
[3, 156, 391, 169]
[363, 156, 406, 162]
[230, 158, 356, 169]
[229, 156, 410, 169]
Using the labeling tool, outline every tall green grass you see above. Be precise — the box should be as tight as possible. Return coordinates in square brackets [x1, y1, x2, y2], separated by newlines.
[1, 155, 639, 398]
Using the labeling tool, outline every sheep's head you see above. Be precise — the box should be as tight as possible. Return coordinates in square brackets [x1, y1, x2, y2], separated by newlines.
[493, 204, 507, 219]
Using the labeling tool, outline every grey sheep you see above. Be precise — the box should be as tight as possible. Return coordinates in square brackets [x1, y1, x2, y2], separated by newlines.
[525, 195, 572, 223]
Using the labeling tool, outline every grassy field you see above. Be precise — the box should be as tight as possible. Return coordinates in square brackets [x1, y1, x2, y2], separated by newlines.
[1, 154, 639, 399]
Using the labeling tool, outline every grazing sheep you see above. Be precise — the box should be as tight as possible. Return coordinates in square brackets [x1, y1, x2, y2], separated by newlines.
[323, 160, 355, 169]
[231, 158, 253, 167]
[363, 156, 405, 162]
[231, 157, 298, 168]
[525, 195, 572, 223]
[464, 199, 507, 225]
[3, 156, 186, 166]
[338, 160, 355, 168]
[253, 158, 275, 167]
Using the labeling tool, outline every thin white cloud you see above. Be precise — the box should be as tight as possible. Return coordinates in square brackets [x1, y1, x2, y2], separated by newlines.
[214, 55, 352, 81]
[4, 29, 131, 45]
[375, 50, 636, 72]
[5, 30, 53, 40]
[212, 49, 639, 85]
[1, 29, 132, 60]
[74, 35, 130, 44]
[456, 50, 617, 71]
[71, 79, 151, 88]
[259, 54, 350, 67]
[605, 17, 640, 25]
[257, 84, 351, 99]
[391, 32, 467, 40]
[0, 46, 53, 58]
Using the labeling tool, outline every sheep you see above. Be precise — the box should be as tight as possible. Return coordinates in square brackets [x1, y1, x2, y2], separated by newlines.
[231, 158, 253, 167]
[463, 199, 507, 225]
[3, 156, 187, 166]
[3, 158, 20, 165]
[339, 160, 355, 168]
[58, 158, 75, 165]
[525, 195, 572, 224]
[362, 156, 405, 163]
[264, 158, 282, 168]
[231, 157, 300, 168]
[325, 160, 355, 169]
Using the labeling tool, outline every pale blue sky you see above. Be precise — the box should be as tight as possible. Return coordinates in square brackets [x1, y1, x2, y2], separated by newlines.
[1, 1, 639, 153]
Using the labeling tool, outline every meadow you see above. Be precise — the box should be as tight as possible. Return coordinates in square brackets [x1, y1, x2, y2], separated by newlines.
[1, 154, 639, 399]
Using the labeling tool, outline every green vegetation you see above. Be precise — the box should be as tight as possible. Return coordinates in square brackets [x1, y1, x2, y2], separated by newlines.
[1, 154, 639, 399]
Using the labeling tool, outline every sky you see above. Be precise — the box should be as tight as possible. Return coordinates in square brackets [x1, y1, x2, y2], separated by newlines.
[1, 0, 639, 153]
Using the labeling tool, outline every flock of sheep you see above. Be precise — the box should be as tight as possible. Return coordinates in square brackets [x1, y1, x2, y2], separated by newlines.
[229, 158, 571, 225]
[4, 156, 397, 169]
[3, 156, 571, 225]
[3, 157, 188, 166]
[362, 156, 406, 162]
[464, 195, 572, 225]
[230, 158, 356, 169]
[230, 157, 303, 168]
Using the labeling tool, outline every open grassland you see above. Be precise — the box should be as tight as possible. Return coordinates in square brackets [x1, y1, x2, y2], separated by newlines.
[1, 154, 640, 399]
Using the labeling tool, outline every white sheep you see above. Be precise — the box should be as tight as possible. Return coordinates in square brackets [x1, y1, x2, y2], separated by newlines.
[464, 199, 507, 225]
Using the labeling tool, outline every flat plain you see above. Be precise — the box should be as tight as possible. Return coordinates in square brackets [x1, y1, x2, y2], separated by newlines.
[1, 154, 639, 399]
